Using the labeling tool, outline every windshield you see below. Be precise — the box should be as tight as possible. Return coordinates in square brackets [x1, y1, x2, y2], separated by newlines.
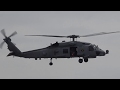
[93, 44, 98, 49]
[92, 44, 101, 50]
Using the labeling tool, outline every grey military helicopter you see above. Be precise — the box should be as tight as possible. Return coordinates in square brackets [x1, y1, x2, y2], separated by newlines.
[0, 29, 120, 66]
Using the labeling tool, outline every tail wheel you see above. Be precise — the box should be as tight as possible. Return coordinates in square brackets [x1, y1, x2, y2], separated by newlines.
[49, 58, 53, 66]
[49, 62, 53, 66]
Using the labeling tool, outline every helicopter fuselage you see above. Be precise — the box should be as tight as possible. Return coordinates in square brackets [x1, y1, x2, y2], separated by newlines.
[20, 41, 107, 59]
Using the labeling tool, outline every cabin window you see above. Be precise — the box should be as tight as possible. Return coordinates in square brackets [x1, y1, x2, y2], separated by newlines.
[63, 49, 68, 54]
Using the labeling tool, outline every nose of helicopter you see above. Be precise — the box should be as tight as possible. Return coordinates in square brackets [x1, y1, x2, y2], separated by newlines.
[100, 51, 106, 56]
[96, 50, 106, 56]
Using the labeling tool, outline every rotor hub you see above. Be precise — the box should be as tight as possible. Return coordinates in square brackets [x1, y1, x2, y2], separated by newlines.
[67, 35, 80, 41]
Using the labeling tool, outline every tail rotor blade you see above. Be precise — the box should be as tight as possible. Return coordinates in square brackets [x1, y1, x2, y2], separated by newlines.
[1, 29, 6, 37]
[0, 41, 5, 48]
[8, 31, 17, 38]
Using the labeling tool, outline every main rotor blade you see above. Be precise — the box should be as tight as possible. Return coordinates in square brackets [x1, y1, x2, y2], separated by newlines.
[80, 31, 120, 37]
[0, 41, 5, 48]
[1, 29, 6, 37]
[25, 35, 67, 38]
[8, 31, 17, 38]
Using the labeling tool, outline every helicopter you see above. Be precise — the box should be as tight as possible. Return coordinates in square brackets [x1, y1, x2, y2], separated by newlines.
[0, 29, 120, 66]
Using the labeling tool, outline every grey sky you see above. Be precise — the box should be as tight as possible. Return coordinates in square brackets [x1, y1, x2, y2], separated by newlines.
[0, 11, 120, 79]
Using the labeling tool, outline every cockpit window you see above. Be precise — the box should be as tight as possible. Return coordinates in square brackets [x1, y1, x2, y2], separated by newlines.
[92, 44, 100, 50]
[91, 44, 102, 51]
[93, 45, 97, 49]
[89, 46, 94, 51]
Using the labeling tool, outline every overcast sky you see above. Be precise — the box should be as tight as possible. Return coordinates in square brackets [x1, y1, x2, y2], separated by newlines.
[0, 11, 120, 79]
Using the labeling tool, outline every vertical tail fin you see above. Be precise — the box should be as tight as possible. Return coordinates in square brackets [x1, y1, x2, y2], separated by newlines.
[6, 40, 22, 57]
[7, 39, 21, 53]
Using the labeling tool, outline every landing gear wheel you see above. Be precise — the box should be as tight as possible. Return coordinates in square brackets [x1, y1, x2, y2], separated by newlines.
[84, 58, 88, 62]
[49, 62, 53, 66]
[78, 59, 83, 63]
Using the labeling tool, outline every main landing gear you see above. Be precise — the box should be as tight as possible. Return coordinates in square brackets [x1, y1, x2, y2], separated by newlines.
[78, 58, 88, 63]
[78, 58, 83, 63]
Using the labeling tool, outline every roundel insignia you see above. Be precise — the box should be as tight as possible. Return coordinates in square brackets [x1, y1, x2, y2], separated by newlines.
[81, 49, 84, 52]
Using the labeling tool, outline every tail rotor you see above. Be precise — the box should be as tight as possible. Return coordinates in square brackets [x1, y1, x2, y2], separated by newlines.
[0, 29, 17, 48]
